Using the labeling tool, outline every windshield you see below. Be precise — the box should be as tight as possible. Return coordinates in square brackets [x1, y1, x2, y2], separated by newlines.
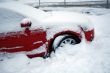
[0, 8, 26, 33]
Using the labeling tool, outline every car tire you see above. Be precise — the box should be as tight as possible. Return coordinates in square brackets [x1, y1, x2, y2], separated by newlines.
[52, 35, 81, 51]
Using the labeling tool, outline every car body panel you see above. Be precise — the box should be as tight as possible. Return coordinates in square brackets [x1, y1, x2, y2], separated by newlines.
[0, 3, 94, 58]
[0, 29, 47, 52]
[84, 29, 94, 41]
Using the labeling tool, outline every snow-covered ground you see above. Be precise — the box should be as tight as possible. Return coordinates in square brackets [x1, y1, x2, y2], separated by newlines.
[0, 2, 110, 73]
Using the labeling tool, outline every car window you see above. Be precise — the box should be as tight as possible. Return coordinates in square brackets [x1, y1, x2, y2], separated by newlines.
[0, 8, 26, 33]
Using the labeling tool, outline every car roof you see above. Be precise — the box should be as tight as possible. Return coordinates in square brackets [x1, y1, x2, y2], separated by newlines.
[0, 2, 48, 21]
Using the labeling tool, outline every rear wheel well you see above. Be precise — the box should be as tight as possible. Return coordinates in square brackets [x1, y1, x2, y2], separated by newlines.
[48, 33, 81, 56]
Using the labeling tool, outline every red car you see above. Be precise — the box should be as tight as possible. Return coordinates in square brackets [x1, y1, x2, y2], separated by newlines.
[0, 3, 94, 58]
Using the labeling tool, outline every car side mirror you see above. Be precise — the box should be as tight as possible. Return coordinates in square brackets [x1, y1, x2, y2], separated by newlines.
[21, 18, 32, 28]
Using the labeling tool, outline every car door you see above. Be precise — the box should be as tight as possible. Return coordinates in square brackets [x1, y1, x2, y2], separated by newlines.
[0, 8, 46, 53]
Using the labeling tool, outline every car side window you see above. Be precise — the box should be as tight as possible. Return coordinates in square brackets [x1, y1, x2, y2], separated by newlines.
[0, 8, 26, 32]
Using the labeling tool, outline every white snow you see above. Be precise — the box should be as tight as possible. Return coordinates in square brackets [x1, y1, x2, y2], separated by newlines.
[0, 2, 48, 21]
[40, 11, 93, 40]
[44, 23, 81, 40]
[26, 44, 46, 55]
[0, 0, 104, 3]
[21, 18, 32, 25]
[0, 2, 110, 73]
[0, 2, 50, 33]
[42, 11, 90, 25]
[40, 7, 110, 15]
[52, 35, 66, 49]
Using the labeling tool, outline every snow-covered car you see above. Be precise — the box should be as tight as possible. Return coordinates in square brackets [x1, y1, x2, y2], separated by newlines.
[0, 2, 94, 58]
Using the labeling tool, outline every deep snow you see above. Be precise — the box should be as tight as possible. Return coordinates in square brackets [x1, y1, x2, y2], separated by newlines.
[0, 4, 110, 73]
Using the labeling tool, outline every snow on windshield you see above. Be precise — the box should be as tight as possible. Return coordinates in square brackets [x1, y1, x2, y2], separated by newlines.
[0, 8, 25, 33]
[0, 2, 50, 33]
[0, 2, 49, 20]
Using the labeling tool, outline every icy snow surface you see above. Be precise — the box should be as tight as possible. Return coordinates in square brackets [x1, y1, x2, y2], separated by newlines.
[0, 6, 110, 73]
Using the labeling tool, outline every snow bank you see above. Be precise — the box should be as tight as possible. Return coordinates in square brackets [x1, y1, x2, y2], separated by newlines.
[0, 6, 110, 73]
[0, 53, 29, 73]
[1, 37, 110, 73]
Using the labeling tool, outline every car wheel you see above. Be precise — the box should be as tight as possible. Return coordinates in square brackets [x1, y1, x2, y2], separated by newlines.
[52, 35, 81, 51]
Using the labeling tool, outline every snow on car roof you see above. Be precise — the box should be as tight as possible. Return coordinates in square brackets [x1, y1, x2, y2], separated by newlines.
[0, 2, 48, 21]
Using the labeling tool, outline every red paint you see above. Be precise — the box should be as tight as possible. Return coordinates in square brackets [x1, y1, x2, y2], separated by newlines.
[80, 26, 94, 42]
[83, 29, 94, 41]
[0, 27, 94, 58]
[0, 29, 47, 53]
[27, 52, 45, 58]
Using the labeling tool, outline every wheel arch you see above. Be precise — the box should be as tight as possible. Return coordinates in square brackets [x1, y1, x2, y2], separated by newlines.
[46, 30, 82, 55]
